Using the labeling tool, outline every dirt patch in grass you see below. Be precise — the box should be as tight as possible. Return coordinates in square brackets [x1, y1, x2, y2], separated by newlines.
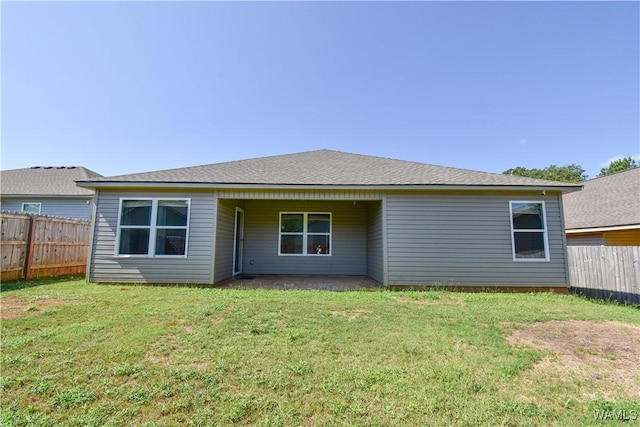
[0, 295, 84, 320]
[331, 309, 373, 321]
[506, 320, 640, 400]
[393, 295, 465, 305]
[146, 334, 181, 366]
[146, 337, 212, 372]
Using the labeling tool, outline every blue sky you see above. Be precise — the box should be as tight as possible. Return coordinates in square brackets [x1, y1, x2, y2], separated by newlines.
[1, 1, 638, 179]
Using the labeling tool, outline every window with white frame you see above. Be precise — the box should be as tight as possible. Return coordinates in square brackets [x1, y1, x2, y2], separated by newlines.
[116, 199, 190, 257]
[22, 203, 41, 214]
[279, 212, 331, 256]
[509, 201, 549, 261]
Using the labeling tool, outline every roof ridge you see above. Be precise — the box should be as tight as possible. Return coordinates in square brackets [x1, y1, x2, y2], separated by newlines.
[30, 166, 78, 169]
[581, 167, 639, 183]
[89, 149, 344, 179]
[115, 151, 322, 177]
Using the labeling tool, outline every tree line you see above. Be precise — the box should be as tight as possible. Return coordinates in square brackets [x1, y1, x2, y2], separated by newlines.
[502, 156, 638, 183]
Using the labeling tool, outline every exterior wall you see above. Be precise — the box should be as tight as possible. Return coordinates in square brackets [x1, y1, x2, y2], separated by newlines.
[566, 229, 640, 246]
[604, 229, 640, 246]
[385, 192, 568, 287]
[241, 200, 367, 276]
[86, 187, 573, 287]
[566, 233, 605, 246]
[366, 201, 384, 283]
[89, 191, 215, 284]
[214, 199, 244, 283]
[1, 197, 93, 219]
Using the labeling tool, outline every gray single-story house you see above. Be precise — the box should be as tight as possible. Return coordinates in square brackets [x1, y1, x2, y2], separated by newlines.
[563, 167, 640, 246]
[77, 150, 581, 290]
[1, 166, 102, 219]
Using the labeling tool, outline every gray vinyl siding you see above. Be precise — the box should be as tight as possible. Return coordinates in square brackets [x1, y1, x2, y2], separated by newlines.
[1, 197, 93, 219]
[86, 187, 571, 287]
[386, 193, 568, 287]
[366, 201, 384, 283]
[213, 199, 243, 283]
[89, 191, 215, 284]
[241, 200, 367, 276]
[566, 233, 605, 246]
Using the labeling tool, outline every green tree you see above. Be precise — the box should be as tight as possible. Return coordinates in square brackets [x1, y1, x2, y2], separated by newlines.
[598, 156, 638, 177]
[502, 164, 587, 183]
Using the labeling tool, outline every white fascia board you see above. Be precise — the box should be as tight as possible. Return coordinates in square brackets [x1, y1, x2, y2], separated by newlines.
[566, 224, 640, 234]
[0, 194, 93, 198]
[76, 181, 581, 193]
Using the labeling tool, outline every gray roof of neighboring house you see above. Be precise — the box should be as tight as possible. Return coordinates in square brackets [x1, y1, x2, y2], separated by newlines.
[78, 149, 580, 190]
[563, 167, 640, 231]
[1, 166, 102, 197]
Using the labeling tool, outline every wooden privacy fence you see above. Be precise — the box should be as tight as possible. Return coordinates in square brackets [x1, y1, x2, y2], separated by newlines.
[1, 213, 90, 281]
[568, 246, 640, 305]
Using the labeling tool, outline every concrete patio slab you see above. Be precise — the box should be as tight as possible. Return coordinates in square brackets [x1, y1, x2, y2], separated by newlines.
[215, 275, 383, 291]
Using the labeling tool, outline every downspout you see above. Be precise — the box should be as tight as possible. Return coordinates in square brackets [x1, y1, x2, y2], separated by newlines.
[557, 192, 571, 290]
[85, 190, 99, 283]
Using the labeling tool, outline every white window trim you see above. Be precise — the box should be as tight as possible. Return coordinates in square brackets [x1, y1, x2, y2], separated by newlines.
[278, 212, 332, 256]
[509, 201, 550, 262]
[115, 197, 191, 258]
[21, 202, 41, 214]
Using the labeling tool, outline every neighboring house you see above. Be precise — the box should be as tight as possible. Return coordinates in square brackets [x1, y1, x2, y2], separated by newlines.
[563, 168, 640, 246]
[1, 166, 102, 219]
[77, 150, 580, 290]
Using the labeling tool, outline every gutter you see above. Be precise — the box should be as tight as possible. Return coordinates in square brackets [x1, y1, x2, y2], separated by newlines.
[76, 181, 582, 193]
[566, 224, 640, 234]
[1, 194, 94, 198]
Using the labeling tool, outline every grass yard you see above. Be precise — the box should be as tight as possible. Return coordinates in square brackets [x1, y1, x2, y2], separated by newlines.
[1, 277, 639, 426]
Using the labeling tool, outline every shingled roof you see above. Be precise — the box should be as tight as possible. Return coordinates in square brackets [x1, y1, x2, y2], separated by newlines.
[78, 150, 579, 190]
[1, 166, 102, 196]
[563, 167, 640, 231]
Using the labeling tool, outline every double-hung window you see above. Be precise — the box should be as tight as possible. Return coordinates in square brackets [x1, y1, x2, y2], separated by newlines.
[279, 212, 331, 256]
[509, 201, 549, 261]
[116, 198, 190, 257]
[22, 203, 41, 214]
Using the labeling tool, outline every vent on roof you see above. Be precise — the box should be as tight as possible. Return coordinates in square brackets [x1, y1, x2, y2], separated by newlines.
[30, 166, 78, 169]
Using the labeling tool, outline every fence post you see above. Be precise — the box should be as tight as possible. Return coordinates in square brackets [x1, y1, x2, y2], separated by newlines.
[24, 216, 37, 280]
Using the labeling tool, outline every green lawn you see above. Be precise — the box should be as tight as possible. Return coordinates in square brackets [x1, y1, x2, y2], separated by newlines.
[1, 278, 639, 426]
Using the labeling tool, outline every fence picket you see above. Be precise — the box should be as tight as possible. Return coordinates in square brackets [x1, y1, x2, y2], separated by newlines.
[568, 246, 640, 305]
[1, 213, 90, 281]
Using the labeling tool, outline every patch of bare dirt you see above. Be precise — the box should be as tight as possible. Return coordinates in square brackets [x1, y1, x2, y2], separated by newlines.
[0, 295, 85, 320]
[393, 295, 465, 305]
[146, 334, 181, 366]
[331, 309, 373, 321]
[146, 334, 211, 370]
[506, 320, 640, 400]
